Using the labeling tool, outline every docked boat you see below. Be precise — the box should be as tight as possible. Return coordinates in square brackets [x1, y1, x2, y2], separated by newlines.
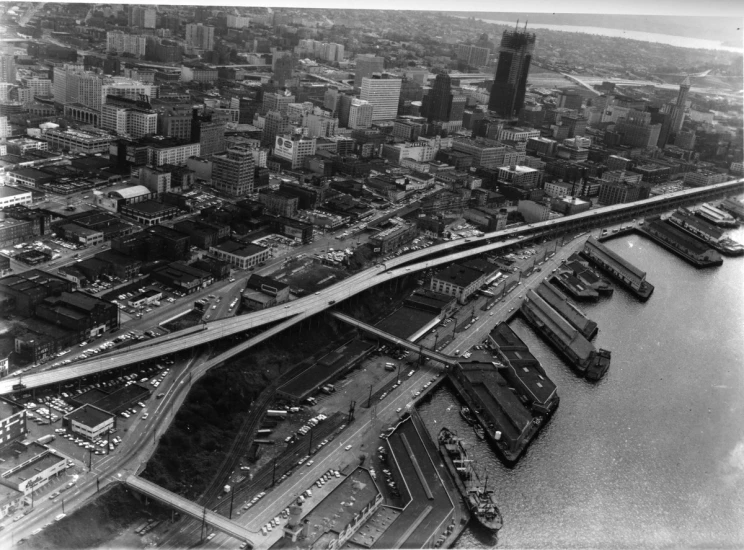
[473, 423, 486, 440]
[460, 406, 476, 425]
[438, 428, 503, 533]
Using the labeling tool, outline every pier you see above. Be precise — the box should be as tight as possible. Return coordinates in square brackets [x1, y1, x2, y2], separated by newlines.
[581, 237, 654, 300]
[640, 218, 723, 267]
[535, 281, 599, 340]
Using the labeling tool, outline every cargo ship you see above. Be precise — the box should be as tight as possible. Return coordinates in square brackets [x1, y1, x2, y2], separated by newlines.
[667, 208, 744, 256]
[438, 427, 503, 533]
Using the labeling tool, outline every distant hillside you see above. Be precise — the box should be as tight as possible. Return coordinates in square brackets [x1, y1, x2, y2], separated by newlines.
[456, 13, 743, 49]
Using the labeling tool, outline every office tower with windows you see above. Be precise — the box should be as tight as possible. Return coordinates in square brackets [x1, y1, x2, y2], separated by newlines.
[212, 145, 255, 197]
[488, 26, 536, 118]
[186, 23, 215, 52]
[348, 99, 374, 129]
[360, 75, 402, 122]
[0, 55, 16, 83]
[670, 76, 690, 135]
[129, 6, 156, 29]
[261, 110, 291, 147]
[354, 56, 384, 90]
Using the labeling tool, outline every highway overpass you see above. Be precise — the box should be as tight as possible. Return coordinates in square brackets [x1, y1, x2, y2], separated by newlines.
[330, 312, 458, 366]
[1, 178, 741, 395]
[124, 476, 254, 545]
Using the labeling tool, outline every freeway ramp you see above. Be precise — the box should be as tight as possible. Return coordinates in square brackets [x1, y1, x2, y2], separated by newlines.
[330, 311, 458, 367]
[125, 475, 254, 545]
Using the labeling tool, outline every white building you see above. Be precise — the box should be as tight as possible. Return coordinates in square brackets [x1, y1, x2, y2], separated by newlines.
[227, 14, 251, 28]
[0, 186, 33, 208]
[102, 78, 158, 106]
[101, 103, 157, 138]
[106, 31, 147, 57]
[360, 76, 402, 121]
[65, 405, 114, 441]
[348, 99, 374, 129]
[210, 241, 271, 269]
[498, 127, 541, 143]
[273, 135, 317, 169]
[148, 142, 201, 166]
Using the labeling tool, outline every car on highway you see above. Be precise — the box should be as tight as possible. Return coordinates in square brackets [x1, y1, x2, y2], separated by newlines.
[345, 445, 352, 451]
[396, 407, 402, 413]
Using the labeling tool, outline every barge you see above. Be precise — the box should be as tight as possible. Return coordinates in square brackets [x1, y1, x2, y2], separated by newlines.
[640, 217, 723, 267]
[520, 290, 611, 380]
[695, 202, 739, 228]
[438, 427, 503, 533]
[667, 208, 744, 256]
[581, 237, 654, 301]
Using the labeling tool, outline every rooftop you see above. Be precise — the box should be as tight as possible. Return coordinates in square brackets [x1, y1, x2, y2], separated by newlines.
[432, 263, 484, 288]
[0, 186, 31, 198]
[212, 240, 267, 258]
[66, 404, 113, 428]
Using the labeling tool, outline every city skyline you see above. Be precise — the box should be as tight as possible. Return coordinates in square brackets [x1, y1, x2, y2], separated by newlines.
[0, 4, 741, 549]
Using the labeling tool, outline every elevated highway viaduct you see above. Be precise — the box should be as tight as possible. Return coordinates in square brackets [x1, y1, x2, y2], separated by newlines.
[1, 178, 741, 395]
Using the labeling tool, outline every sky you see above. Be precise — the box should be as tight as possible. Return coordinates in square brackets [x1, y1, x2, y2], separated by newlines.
[110, 0, 744, 18]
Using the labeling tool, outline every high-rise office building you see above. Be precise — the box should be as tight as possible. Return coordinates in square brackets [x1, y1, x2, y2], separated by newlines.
[152, 98, 192, 140]
[323, 87, 340, 115]
[262, 91, 295, 115]
[348, 99, 374, 129]
[360, 75, 402, 122]
[53, 65, 103, 111]
[273, 55, 294, 88]
[558, 89, 583, 111]
[106, 31, 147, 57]
[129, 6, 156, 29]
[354, 56, 384, 90]
[615, 109, 661, 149]
[488, 26, 536, 118]
[0, 55, 16, 83]
[455, 44, 491, 68]
[423, 73, 452, 123]
[261, 110, 291, 147]
[186, 24, 215, 52]
[212, 145, 255, 197]
[670, 76, 690, 135]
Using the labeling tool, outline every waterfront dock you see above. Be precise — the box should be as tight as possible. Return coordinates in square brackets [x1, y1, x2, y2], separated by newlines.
[520, 289, 611, 381]
[534, 281, 599, 340]
[581, 237, 654, 300]
[667, 208, 744, 256]
[640, 218, 723, 267]
[719, 197, 744, 220]
[550, 271, 600, 301]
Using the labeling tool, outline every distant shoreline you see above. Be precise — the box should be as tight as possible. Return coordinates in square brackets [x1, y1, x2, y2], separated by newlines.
[452, 16, 743, 53]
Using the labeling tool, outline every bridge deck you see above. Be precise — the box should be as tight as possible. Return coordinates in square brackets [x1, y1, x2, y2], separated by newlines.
[125, 476, 254, 545]
[330, 312, 458, 366]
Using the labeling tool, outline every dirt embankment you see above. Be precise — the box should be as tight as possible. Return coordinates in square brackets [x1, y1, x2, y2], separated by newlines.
[25, 484, 170, 550]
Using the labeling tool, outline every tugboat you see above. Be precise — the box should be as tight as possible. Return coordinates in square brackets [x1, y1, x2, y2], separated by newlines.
[438, 428, 503, 533]
[460, 406, 476, 425]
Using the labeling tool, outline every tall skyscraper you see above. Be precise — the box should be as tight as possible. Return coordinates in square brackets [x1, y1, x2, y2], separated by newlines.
[212, 145, 255, 197]
[488, 26, 536, 118]
[186, 24, 215, 52]
[354, 56, 384, 90]
[670, 76, 690, 135]
[360, 75, 402, 122]
[261, 110, 291, 147]
[348, 99, 374, 129]
[129, 6, 156, 29]
[423, 73, 453, 123]
[0, 55, 16, 83]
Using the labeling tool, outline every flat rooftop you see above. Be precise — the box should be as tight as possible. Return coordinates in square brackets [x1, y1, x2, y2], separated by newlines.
[585, 237, 646, 281]
[4, 452, 64, 485]
[374, 306, 437, 341]
[66, 404, 113, 428]
[88, 383, 150, 414]
[212, 240, 267, 258]
[432, 263, 483, 288]
[372, 417, 453, 549]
